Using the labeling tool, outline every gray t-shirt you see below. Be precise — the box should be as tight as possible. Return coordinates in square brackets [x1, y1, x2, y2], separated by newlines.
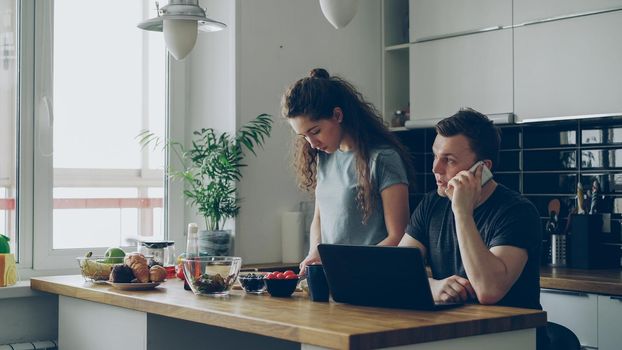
[316, 147, 408, 245]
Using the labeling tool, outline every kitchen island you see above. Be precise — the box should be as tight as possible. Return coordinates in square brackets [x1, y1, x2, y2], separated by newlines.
[31, 275, 545, 350]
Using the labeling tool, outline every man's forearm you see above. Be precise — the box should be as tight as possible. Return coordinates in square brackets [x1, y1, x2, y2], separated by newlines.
[454, 213, 511, 304]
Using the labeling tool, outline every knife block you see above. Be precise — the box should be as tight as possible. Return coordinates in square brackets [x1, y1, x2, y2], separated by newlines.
[568, 214, 619, 269]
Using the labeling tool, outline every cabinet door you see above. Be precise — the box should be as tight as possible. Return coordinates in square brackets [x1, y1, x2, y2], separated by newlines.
[514, 0, 622, 25]
[410, 0, 511, 41]
[540, 289, 597, 348]
[514, 11, 622, 122]
[409, 29, 512, 120]
[598, 295, 622, 350]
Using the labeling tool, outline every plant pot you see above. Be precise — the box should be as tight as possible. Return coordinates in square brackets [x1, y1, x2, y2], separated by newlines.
[198, 229, 232, 257]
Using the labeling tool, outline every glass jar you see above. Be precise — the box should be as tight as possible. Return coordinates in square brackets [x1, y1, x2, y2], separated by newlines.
[139, 240, 176, 279]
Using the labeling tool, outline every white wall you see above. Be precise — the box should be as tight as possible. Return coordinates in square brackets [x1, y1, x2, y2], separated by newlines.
[187, 0, 382, 263]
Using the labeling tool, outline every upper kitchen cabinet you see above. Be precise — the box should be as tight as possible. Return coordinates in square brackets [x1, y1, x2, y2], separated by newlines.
[514, 0, 622, 25]
[410, 29, 513, 120]
[410, 0, 511, 42]
[514, 10, 622, 122]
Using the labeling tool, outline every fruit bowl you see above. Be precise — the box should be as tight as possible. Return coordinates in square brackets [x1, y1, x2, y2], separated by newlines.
[238, 272, 267, 294]
[265, 278, 299, 297]
[76, 256, 117, 282]
[182, 256, 242, 296]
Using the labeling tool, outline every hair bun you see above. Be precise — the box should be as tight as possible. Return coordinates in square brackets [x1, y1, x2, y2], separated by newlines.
[309, 68, 330, 79]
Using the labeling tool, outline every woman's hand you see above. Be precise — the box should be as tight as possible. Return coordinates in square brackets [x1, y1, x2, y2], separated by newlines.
[298, 249, 321, 276]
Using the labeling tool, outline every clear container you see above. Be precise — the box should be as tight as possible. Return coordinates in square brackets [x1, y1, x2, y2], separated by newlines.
[182, 256, 242, 296]
[138, 240, 176, 278]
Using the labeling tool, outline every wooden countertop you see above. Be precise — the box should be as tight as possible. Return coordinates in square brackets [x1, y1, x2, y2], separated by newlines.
[31, 275, 545, 350]
[540, 266, 622, 296]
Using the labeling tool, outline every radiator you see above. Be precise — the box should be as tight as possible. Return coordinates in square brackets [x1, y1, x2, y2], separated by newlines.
[0, 340, 57, 350]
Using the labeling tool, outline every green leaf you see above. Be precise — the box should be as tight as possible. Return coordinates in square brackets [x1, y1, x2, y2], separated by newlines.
[136, 114, 272, 229]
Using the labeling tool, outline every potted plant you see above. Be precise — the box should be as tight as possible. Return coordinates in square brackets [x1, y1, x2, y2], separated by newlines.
[140, 114, 273, 256]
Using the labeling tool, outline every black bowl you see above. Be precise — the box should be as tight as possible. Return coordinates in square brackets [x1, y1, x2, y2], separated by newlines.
[265, 278, 298, 297]
[238, 273, 267, 294]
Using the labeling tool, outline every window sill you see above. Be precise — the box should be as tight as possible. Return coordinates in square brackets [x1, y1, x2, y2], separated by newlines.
[0, 267, 79, 300]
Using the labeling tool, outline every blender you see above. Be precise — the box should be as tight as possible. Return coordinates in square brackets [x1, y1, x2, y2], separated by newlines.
[138, 240, 176, 279]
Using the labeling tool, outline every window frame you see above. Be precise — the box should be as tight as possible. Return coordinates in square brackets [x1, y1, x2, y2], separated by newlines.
[14, 0, 186, 275]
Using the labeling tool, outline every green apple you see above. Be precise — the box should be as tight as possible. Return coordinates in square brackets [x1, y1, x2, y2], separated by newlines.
[104, 247, 125, 264]
[0, 234, 10, 254]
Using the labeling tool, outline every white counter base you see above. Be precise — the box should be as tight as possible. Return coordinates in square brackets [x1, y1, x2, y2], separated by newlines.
[59, 295, 535, 350]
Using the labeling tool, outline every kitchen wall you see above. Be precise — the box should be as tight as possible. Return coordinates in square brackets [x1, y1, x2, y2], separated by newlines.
[186, 0, 382, 263]
[396, 116, 622, 265]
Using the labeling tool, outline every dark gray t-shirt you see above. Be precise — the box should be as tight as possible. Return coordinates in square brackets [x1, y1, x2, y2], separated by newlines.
[406, 184, 542, 309]
[316, 147, 408, 245]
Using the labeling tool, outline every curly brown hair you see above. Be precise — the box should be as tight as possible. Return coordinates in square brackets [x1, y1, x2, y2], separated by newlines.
[282, 68, 414, 223]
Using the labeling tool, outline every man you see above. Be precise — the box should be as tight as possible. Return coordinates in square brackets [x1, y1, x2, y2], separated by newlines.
[399, 108, 542, 310]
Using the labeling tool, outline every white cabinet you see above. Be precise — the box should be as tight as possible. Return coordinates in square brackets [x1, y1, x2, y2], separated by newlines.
[409, 29, 512, 120]
[409, 0, 512, 41]
[514, 10, 622, 122]
[514, 0, 622, 25]
[540, 289, 598, 348]
[597, 295, 622, 350]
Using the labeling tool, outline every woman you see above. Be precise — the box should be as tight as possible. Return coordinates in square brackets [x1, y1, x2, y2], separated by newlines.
[282, 68, 414, 273]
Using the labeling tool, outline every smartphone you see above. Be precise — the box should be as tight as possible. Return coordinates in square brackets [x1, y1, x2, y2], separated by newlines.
[469, 161, 493, 186]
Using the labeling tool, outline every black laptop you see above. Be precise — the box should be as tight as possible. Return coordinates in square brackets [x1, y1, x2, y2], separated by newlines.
[317, 244, 463, 310]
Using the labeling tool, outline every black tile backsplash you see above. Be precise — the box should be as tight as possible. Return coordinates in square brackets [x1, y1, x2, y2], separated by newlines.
[497, 150, 521, 172]
[499, 128, 521, 149]
[396, 116, 622, 220]
[580, 173, 622, 194]
[523, 173, 577, 194]
[493, 173, 520, 192]
[581, 118, 622, 145]
[522, 124, 577, 148]
[523, 150, 577, 171]
[524, 195, 576, 219]
[410, 154, 426, 173]
[581, 148, 622, 169]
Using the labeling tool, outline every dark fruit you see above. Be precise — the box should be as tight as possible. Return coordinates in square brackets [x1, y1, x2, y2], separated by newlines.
[110, 264, 134, 283]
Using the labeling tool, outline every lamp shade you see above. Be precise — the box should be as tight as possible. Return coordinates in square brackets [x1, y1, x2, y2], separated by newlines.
[319, 0, 359, 29]
[163, 19, 198, 60]
[137, 0, 226, 60]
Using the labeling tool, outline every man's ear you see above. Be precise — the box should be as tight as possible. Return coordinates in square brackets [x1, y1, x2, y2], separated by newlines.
[333, 107, 343, 123]
[483, 159, 493, 171]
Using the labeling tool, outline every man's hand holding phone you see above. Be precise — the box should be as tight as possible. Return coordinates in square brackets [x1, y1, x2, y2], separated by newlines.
[445, 161, 492, 217]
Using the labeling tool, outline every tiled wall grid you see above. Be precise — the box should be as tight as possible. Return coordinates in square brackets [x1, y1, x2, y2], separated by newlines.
[395, 117, 622, 263]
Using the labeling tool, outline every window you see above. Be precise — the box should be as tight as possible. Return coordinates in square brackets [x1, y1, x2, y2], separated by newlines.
[0, 0, 17, 257]
[10, 0, 171, 271]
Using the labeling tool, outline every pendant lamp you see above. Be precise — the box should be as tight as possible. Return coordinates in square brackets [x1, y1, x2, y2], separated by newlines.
[138, 0, 226, 60]
[319, 0, 359, 29]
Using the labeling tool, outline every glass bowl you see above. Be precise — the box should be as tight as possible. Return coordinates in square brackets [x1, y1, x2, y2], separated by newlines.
[238, 272, 267, 294]
[265, 278, 299, 297]
[76, 256, 117, 282]
[182, 256, 242, 296]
